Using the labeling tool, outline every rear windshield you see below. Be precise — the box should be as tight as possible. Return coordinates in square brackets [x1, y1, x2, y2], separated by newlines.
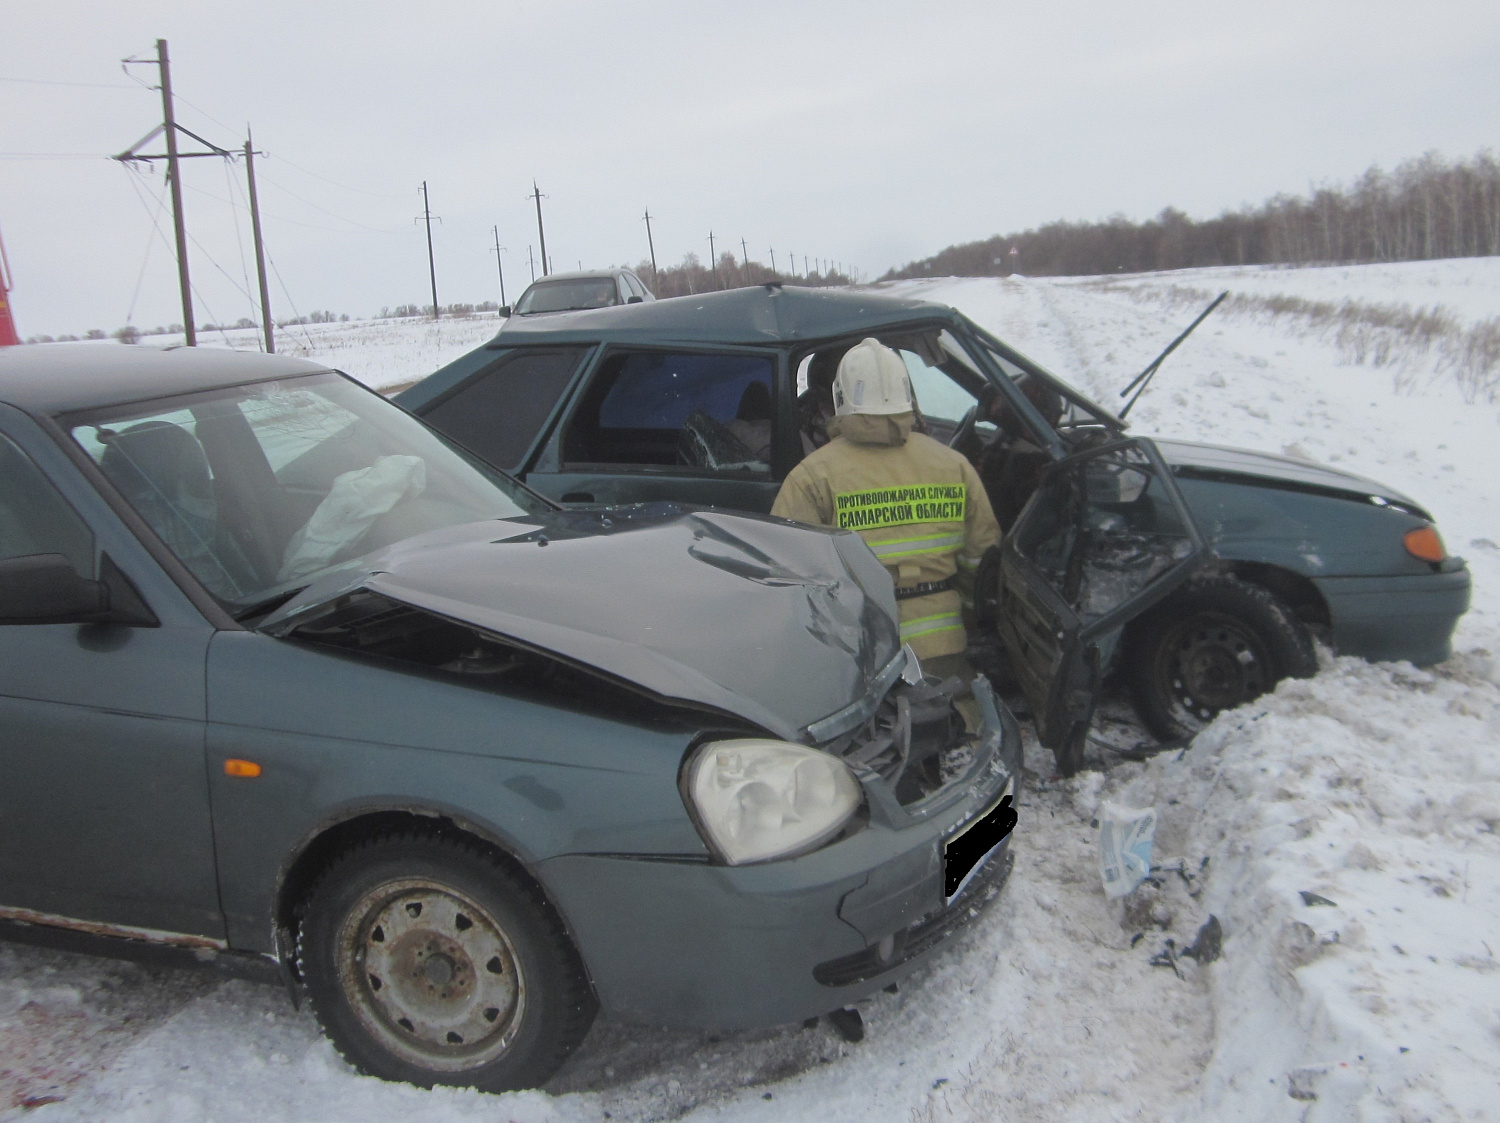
[515, 278, 619, 314]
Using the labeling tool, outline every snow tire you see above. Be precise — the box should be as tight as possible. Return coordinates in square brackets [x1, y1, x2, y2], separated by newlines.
[297, 831, 596, 1093]
[1125, 576, 1317, 742]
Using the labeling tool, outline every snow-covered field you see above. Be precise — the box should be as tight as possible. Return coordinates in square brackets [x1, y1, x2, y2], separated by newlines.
[4, 262, 1498, 1121]
[154, 312, 506, 392]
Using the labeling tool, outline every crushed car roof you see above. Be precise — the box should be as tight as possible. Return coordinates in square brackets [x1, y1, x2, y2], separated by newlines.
[0, 343, 329, 416]
[491, 284, 958, 347]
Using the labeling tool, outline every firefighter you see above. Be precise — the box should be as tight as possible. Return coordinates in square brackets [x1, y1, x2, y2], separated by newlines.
[771, 338, 1000, 680]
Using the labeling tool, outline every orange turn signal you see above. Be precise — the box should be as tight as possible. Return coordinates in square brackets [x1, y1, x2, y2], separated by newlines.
[1403, 526, 1446, 563]
[223, 758, 263, 779]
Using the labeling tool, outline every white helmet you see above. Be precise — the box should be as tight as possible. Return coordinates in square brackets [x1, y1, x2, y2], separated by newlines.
[832, 338, 913, 417]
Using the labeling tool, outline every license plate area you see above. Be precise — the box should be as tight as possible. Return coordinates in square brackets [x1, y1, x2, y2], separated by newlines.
[943, 779, 1016, 904]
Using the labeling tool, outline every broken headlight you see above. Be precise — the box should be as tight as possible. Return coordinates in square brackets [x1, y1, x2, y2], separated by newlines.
[684, 739, 863, 865]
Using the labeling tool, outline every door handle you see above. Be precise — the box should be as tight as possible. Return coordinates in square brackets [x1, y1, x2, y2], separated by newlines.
[561, 492, 595, 503]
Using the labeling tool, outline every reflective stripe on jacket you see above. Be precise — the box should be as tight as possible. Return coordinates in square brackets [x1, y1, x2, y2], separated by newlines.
[771, 412, 1001, 660]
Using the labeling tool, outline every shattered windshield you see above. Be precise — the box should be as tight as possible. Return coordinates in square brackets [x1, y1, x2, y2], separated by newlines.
[68, 372, 549, 613]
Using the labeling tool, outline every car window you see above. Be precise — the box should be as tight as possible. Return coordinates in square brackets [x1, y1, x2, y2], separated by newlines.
[564, 350, 776, 473]
[421, 347, 588, 470]
[0, 432, 94, 575]
[515, 279, 618, 314]
[67, 373, 549, 611]
[971, 333, 1120, 429]
[894, 342, 978, 425]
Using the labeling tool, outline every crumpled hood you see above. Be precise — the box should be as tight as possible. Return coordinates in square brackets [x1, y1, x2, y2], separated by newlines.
[261, 503, 900, 741]
[1155, 438, 1425, 510]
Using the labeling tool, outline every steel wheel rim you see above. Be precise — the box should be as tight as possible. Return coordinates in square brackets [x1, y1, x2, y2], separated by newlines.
[336, 878, 526, 1072]
[1155, 611, 1272, 730]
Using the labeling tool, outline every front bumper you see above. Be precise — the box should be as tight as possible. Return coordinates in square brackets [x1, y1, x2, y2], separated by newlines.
[1316, 564, 1471, 665]
[536, 679, 1022, 1030]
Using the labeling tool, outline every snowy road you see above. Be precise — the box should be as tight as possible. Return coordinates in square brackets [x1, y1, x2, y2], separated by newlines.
[3, 265, 1497, 1121]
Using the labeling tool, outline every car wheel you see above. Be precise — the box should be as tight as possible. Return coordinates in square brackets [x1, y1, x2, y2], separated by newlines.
[1125, 576, 1318, 742]
[297, 833, 596, 1093]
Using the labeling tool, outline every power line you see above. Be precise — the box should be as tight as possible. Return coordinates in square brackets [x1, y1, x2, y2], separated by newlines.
[258, 152, 414, 201]
[120, 166, 173, 326]
[255, 172, 408, 232]
[223, 158, 258, 330]
[0, 153, 105, 160]
[0, 76, 142, 90]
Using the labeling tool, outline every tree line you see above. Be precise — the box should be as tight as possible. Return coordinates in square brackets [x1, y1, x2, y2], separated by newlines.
[882, 149, 1500, 280]
[635, 253, 853, 298]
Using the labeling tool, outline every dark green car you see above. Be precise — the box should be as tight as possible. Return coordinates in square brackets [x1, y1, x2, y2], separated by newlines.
[400, 284, 1471, 759]
[0, 342, 1020, 1092]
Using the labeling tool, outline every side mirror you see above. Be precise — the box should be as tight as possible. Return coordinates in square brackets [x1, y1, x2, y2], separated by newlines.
[497, 306, 511, 318]
[0, 553, 110, 625]
[627, 295, 643, 305]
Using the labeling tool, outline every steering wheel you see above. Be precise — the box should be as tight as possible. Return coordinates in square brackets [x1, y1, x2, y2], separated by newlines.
[948, 403, 980, 455]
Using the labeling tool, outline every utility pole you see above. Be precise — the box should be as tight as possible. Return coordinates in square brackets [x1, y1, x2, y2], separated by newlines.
[156, 40, 192, 346]
[531, 182, 549, 277]
[527, 245, 536, 283]
[740, 237, 749, 274]
[117, 40, 234, 347]
[243, 128, 273, 353]
[491, 227, 507, 307]
[418, 181, 439, 319]
[643, 207, 658, 284]
[707, 231, 717, 288]
[769, 247, 777, 275]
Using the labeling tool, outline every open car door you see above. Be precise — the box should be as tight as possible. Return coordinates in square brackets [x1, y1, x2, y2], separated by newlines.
[993, 437, 1207, 773]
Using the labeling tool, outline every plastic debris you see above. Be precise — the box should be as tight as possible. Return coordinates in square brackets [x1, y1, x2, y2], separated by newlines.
[1099, 802, 1157, 898]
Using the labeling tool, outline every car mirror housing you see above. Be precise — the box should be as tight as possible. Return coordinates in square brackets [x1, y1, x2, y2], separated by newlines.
[627, 295, 643, 304]
[0, 553, 111, 626]
[497, 305, 511, 318]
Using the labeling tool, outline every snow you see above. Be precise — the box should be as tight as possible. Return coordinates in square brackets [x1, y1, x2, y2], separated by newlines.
[145, 313, 505, 392]
[5, 261, 1499, 1121]
[1052, 258, 1500, 330]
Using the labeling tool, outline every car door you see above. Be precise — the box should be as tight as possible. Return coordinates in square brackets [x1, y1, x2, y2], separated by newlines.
[523, 345, 788, 512]
[992, 437, 1207, 770]
[0, 409, 224, 940]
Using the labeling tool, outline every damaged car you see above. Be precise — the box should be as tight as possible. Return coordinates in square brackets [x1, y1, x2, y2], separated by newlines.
[399, 284, 1471, 763]
[0, 343, 1021, 1092]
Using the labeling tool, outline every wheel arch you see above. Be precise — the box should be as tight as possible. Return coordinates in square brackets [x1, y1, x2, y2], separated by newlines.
[274, 808, 577, 982]
[1123, 557, 1331, 643]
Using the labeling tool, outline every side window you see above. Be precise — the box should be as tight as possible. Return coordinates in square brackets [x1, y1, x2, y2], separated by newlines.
[71, 408, 248, 597]
[0, 432, 94, 574]
[421, 347, 587, 471]
[564, 350, 776, 473]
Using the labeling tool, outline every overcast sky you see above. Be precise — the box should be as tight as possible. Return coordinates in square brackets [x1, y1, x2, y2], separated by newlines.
[3, 0, 1498, 338]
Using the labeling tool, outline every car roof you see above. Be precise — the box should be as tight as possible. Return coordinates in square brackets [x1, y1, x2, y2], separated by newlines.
[0, 343, 330, 416]
[523, 269, 631, 284]
[492, 283, 957, 347]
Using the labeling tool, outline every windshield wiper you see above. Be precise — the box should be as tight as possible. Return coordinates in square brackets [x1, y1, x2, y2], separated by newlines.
[232, 586, 309, 623]
[1118, 291, 1227, 420]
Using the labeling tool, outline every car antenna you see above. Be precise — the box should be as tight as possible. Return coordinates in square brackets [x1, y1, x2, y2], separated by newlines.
[1118, 291, 1228, 420]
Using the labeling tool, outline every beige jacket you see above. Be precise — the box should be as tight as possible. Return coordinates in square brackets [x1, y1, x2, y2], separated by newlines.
[771, 412, 1001, 659]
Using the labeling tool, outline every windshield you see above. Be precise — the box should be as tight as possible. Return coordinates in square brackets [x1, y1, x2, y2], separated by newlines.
[965, 322, 1124, 430]
[68, 372, 550, 613]
[515, 278, 619, 314]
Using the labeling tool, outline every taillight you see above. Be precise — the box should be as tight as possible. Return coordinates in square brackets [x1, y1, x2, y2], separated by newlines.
[1403, 526, 1446, 563]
